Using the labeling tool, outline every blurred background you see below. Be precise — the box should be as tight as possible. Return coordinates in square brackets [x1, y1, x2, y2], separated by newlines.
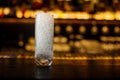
[0, 0, 120, 59]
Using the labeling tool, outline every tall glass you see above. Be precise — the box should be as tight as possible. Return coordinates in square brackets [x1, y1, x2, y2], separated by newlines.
[35, 12, 54, 66]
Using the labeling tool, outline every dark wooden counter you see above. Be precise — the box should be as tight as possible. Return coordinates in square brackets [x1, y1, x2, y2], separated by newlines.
[0, 58, 120, 79]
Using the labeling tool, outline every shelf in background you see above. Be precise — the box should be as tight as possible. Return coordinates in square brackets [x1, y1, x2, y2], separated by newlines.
[0, 18, 120, 25]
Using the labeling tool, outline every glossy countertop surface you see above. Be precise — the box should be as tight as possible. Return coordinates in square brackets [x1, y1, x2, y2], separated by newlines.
[0, 58, 120, 79]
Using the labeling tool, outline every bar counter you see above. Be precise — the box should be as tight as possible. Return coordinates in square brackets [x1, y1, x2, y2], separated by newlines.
[0, 58, 120, 79]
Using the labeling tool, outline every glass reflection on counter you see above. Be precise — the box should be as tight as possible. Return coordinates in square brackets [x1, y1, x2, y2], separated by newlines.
[34, 66, 52, 79]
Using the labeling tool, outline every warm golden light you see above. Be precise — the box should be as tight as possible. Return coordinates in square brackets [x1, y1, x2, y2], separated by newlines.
[54, 37, 60, 43]
[47, 10, 63, 19]
[66, 12, 76, 19]
[100, 36, 107, 41]
[47, 11, 54, 16]
[28, 37, 35, 45]
[0, 8, 3, 14]
[53, 44, 62, 52]
[16, 10, 23, 18]
[0, 7, 3, 17]
[114, 56, 120, 59]
[25, 44, 31, 51]
[107, 36, 115, 42]
[116, 37, 120, 42]
[34, 10, 43, 16]
[76, 12, 82, 19]
[52, 10, 63, 19]
[25, 44, 35, 51]
[30, 10, 35, 18]
[81, 12, 91, 19]
[66, 25, 73, 33]
[53, 56, 88, 60]
[3, 7, 10, 15]
[56, 11, 63, 19]
[74, 41, 80, 47]
[79, 25, 86, 34]
[52, 12, 59, 19]
[114, 26, 120, 34]
[62, 44, 70, 52]
[24, 55, 30, 59]
[61, 37, 68, 43]
[104, 11, 115, 20]
[115, 11, 120, 20]
[93, 12, 104, 20]
[91, 26, 98, 34]
[18, 41, 24, 47]
[29, 56, 34, 59]
[62, 12, 69, 19]
[102, 26, 109, 34]
[24, 10, 30, 18]
[55, 25, 61, 34]
[17, 54, 22, 59]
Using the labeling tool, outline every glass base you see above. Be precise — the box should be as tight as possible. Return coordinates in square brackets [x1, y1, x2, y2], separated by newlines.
[35, 58, 52, 67]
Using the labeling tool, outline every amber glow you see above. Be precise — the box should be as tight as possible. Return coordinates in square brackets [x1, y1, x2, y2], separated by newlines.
[30, 10, 35, 18]
[17, 54, 22, 59]
[18, 41, 24, 47]
[16, 10, 23, 18]
[55, 25, 61, 34]
[28, 37, 35, 44]
[79, 25, 86, 34]
[24, 10, 31, 18]
[104, 11, 115, 20]
[93, 12, 104, 20]
[91, 26, 98, 34]
[66, 25, 73, 33]
[102, 26, 109, 34]
[61, 37, 67, 43]
[115, 11, 120, 20]
[81, 12, 91, 19]
[114, 26, 120, 33]
[3, 7, 10, 15]
[54, 37, 60, 43]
